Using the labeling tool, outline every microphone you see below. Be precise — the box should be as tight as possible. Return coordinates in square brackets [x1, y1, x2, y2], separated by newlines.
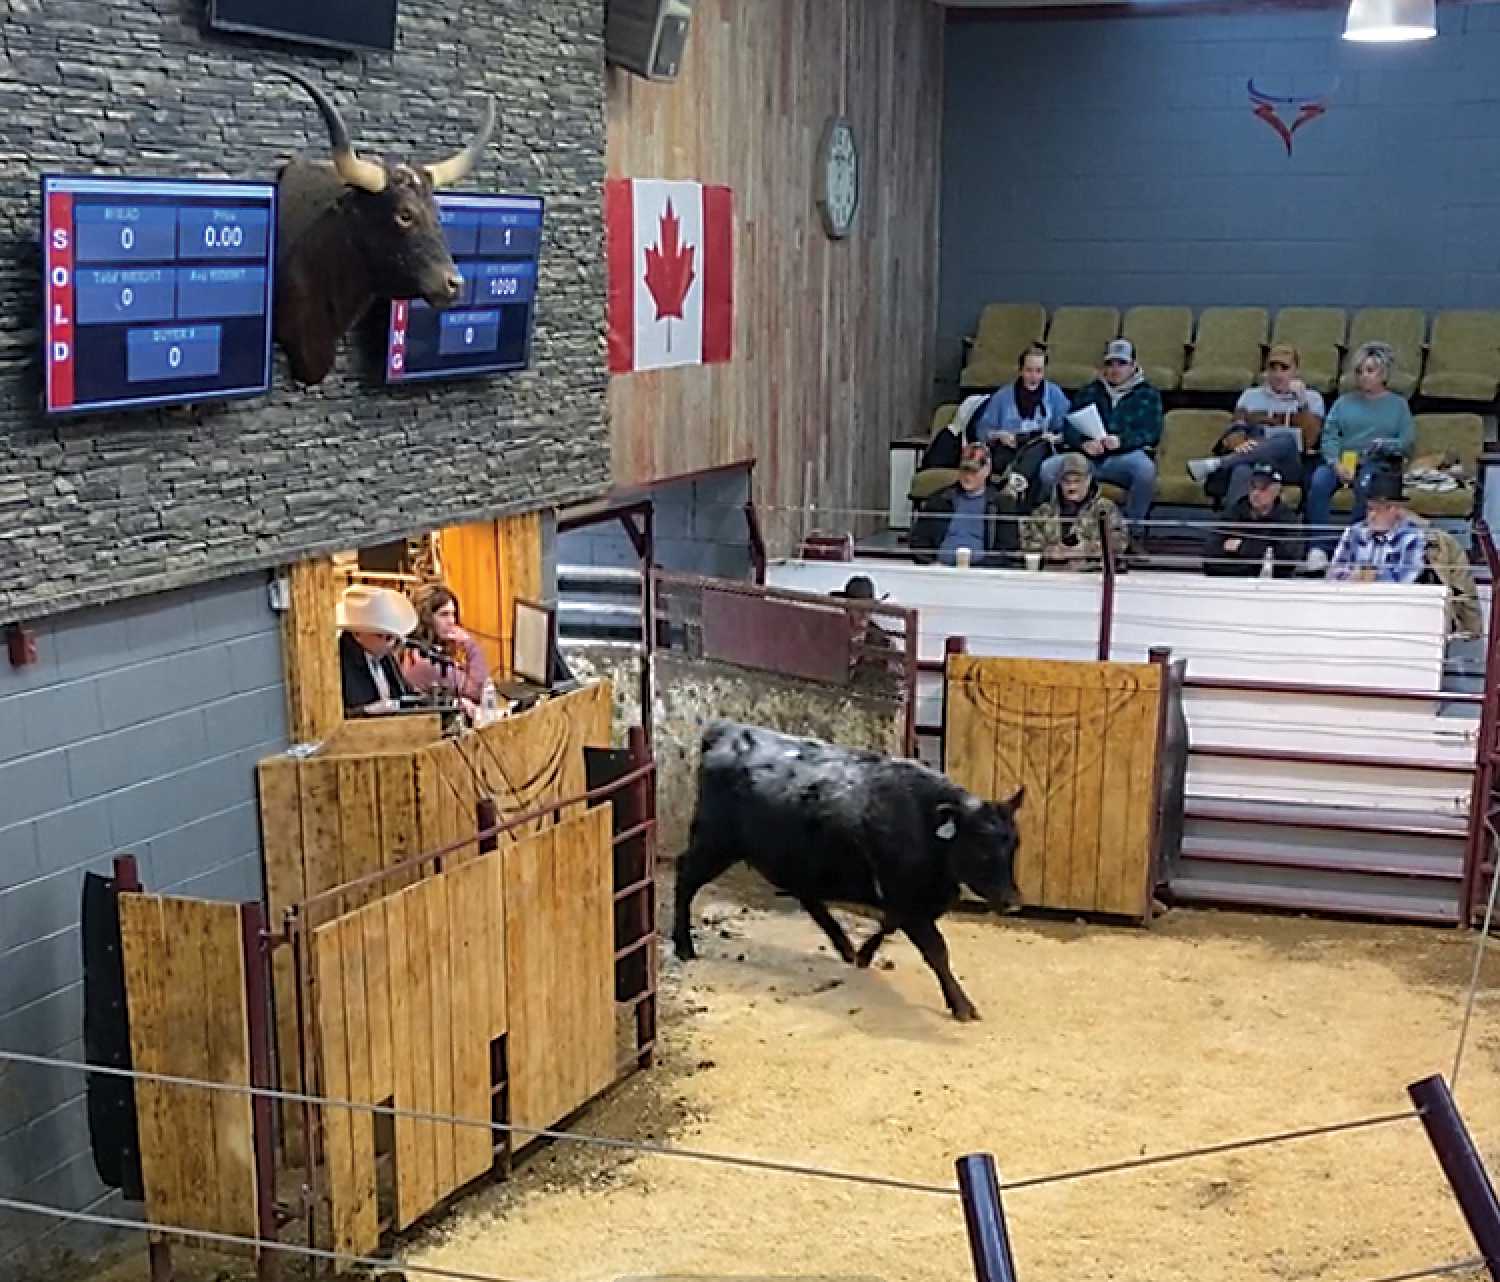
[401, 636, 450, 665]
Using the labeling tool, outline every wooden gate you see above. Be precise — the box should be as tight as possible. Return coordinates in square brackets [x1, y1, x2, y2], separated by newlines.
[309, 805, 615, 1261]
[118, 894, 261, 1242]
[945, 655, 1172, 921]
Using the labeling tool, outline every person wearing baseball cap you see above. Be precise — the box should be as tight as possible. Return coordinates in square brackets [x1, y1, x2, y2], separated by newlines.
[337, 584, 417, 717]
[910, 441, 1021, 567]
[1022, 451, 1128, 570]
[1185, 343, 1325, 509]
[1201, 461, 1303, 579]
[1036, 336, 1163, 542]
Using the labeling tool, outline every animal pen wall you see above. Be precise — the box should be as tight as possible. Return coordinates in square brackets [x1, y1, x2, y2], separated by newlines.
[90, 679, 658, 1273]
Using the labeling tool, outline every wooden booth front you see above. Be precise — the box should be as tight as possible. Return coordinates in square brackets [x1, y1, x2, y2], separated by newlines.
[94, 513, 660, 1277]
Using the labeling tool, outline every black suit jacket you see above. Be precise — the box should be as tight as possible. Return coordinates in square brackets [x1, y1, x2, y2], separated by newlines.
[339, 631, 410, 713]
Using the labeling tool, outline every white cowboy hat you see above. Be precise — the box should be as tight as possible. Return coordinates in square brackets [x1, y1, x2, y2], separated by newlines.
[336, 585, 417, 639]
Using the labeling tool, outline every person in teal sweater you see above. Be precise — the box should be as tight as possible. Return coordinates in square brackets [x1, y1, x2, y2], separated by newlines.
[1037, 337, 1163, 535]
[1304, 341, 1416, 569]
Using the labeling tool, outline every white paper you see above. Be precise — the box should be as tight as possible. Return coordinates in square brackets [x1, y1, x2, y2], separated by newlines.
[1066, 404, 1107, 442]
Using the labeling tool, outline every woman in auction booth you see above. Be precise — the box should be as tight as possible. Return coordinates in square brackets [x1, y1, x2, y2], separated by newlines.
[401, 585, 491, 719]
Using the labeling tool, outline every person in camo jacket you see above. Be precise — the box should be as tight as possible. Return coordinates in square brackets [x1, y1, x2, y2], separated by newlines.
[1023, 452, 1128, 570]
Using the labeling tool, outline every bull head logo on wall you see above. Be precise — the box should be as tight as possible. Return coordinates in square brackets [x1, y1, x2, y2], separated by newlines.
[274, 72, 498, 385]
[1247, 79, 1335, 157]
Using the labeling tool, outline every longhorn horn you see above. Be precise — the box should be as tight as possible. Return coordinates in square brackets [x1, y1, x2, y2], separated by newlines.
[279, 69, 388, 194]
[424, 98, 498, 190]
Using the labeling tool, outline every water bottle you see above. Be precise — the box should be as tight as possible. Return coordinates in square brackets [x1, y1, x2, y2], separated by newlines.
[479, 679, 498, 727]
[1260, 547, 1275, 579]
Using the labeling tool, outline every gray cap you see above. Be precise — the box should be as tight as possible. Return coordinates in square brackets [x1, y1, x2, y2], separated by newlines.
[1104, 338, 1136, 364]
[1058, 452, 1091, 478]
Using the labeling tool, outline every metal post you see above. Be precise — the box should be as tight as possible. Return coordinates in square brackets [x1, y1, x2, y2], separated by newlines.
[288, 910, 321, 1279]
[639, 504, 657, 750]
[940, 636, 968, 772]
[1409, 1075, 1500, 1280]
[1461, 523, 1500, 922]
[627, 725, 657, 1069]
[241, 904, 280, 1282]
[1098, 511, 1117, 662]
[955, 1153, 1018, 1282]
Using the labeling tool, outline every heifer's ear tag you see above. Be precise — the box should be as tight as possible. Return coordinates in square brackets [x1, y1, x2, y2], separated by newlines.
[936, 818, 957, 841]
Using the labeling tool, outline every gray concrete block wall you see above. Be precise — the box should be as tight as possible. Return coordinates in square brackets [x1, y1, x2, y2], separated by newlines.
[0, 0, 609, 623]
[0, 573, 289, 1274]
[938, 5, 1500, 377]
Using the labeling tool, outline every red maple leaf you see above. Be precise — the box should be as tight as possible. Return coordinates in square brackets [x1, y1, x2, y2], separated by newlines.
[642, 200, 696, 349]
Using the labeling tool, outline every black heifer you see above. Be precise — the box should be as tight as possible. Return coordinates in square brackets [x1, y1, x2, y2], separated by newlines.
[672, 721, 1024, 1022]
[275, 71, 497, 385]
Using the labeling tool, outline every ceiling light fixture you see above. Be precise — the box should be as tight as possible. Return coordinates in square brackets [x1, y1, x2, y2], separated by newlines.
[1343, 0, 1437, 43]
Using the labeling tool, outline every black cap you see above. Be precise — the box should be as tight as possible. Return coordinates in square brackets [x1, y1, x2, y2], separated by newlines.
[1249, 463, 1283, 485]
[1367, 467, 1406, 503]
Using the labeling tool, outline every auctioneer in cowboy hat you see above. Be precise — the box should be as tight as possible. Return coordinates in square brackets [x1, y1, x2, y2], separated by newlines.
[336, 584, 418, 639]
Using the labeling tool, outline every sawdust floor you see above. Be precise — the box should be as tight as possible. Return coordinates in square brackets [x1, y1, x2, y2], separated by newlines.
[79, 873, 1500, 1282]
[404, 873, 1500, 1282]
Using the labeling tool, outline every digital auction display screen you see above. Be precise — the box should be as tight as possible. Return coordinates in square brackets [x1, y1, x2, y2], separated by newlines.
[42, 174, 277, 417]
[386, 192, 544, 384]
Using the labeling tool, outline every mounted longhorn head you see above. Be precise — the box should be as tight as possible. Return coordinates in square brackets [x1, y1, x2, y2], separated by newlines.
[272, 71, 497, 385]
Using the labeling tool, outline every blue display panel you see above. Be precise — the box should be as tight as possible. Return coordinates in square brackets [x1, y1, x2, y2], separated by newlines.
[386, 193, 544, 384]
[43, 175, 277, 416]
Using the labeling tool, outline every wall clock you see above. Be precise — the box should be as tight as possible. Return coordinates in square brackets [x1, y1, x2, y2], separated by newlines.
[816, 115, 859, 240]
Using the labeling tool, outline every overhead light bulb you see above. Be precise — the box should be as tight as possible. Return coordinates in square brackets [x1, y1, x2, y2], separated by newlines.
[1343, 0, 1437, 42]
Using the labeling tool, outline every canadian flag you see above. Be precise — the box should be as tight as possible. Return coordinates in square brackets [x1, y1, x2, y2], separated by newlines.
[606, 178, 733, 374]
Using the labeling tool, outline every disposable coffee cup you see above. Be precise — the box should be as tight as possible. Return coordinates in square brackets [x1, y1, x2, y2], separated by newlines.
[955, 547, 972, 569]
[1024, 552, 1042, 572]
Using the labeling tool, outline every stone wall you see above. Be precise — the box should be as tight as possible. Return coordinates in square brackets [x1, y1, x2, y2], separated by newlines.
[650, 653, 908, 857]
[0, 0, 609, 622]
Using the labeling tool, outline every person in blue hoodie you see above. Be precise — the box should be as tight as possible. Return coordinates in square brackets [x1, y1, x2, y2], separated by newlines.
[969, 343, 1070, 511]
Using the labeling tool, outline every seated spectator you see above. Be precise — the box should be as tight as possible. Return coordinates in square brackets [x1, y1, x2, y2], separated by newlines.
[971, 343, 1070, 510]
[1305, 341, 1415, 571]
[830, 574, 902, 694]
[1023, 452, 1128, 570]
[1201, 463, 1303, 579]
[1038, 338, 1162, 540]
[402, 584, 490, 719]
[910, 443, 1020, 567]
[1327, 469, 1424, 584]
[336, 584, 416, 717]
[1186, 343, 1325, 508]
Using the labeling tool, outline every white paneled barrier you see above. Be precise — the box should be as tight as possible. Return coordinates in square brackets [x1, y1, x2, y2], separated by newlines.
[767, 559, 1468, 815]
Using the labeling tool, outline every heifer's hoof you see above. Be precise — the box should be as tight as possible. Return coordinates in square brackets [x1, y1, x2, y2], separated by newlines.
[673, 936, 697, 961]
[951, 1004, 981, 1023]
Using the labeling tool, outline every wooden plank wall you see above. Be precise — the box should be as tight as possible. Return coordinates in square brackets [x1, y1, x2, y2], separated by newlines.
[504, 806, 616, 1132]
[311, 806, 614, 1262]
[313, 855, 506, 1260]
[440, 512, 543, 680]
[945, 655, 1163, 920]
[605, 0, 944, 544]
[281, 558, 343, 743]
[257, 681, 612, 1151]
[119, 895, 258, 1242]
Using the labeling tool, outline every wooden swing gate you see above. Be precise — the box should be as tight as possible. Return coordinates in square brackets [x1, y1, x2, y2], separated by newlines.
[944, 654, 1186, 923]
